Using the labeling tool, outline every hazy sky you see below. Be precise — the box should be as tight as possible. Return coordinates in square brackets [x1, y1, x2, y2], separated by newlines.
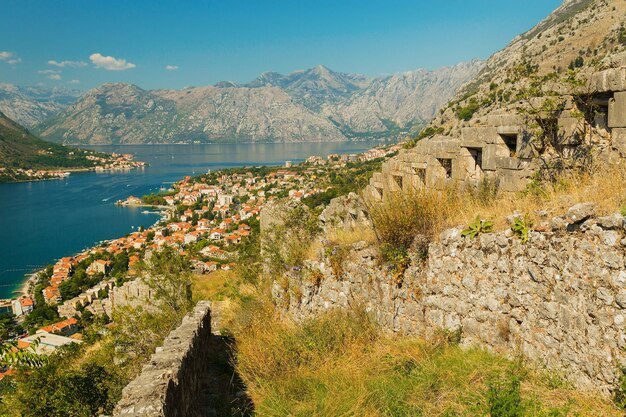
[0, 0, 562, 90]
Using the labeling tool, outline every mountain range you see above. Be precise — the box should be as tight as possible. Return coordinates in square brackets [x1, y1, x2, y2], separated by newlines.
[0, 84, 82, 128]
[2, 62, 483, 145]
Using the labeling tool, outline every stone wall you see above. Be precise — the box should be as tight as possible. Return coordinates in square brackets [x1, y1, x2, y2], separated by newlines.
[366, 67, 626, 200]
[273, 205, 626, 393]
[112, 301, 250, 417]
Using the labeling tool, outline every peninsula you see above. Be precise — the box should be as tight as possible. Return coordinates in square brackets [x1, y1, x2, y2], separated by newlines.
[0, 111, 144, 183]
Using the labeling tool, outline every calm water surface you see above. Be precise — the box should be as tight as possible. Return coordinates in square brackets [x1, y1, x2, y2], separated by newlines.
[0, 141, 388, 298]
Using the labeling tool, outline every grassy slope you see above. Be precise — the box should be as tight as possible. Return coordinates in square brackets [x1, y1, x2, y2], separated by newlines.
[224, 301, 621, 417]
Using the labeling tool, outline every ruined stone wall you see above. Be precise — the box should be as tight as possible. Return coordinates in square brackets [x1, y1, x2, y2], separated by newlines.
[367, 67, 626, 200]
[273, 206, 626, 393]
[112, 301, 216, 417]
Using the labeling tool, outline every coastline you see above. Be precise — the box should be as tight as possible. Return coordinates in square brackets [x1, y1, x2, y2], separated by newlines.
[0, 165, 146, 185]
[3, 140, 393, 303]
[14, 206, 170, 300]
[19, 273, 38, 299]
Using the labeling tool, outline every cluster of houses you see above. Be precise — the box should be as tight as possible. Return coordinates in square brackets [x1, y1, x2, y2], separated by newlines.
[2, 142, 403, 360]
[305, 145, 401, 165]
[0, 166, 71, 180]
[90, 152, 146, 172]
[41, 255, 95, 304]
[17, 317, 82, 356]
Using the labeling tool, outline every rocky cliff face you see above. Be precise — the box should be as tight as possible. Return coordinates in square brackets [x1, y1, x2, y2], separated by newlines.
[0, 83, 81, 128]
[324, 60, 484, 137]
[34, 62, 482, 145]
[428, 0, 625, 135]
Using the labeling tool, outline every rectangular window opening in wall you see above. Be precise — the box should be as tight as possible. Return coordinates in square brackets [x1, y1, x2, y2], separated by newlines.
[499, 133, 518, 157]
[466, 147, 483, 172]
[412, 167, 426, 184]
[437, 158, 453, 179]
[393, 175, 403, 190]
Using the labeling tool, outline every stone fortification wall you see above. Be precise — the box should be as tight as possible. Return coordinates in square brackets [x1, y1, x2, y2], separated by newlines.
[273, 204, 626, 393]
[112, 301, 215, 416]
[366, 67, 626, 200]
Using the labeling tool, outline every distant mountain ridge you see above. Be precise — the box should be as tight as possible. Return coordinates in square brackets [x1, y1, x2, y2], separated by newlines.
[0, 83, 81, 128]
[30, 61, 483, 145]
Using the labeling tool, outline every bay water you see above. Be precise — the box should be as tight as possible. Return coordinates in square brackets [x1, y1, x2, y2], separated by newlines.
[0, 141, 387, 298]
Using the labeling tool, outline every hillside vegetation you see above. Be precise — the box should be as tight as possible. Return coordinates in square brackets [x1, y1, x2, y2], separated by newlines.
[0, 111, 107, 182]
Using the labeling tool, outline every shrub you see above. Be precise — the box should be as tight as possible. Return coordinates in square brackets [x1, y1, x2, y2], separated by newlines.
[456, 98, 481, 121]
[323, 241, 348, 278]
[367, 189, 456, 267]
[487, 372, 523, 417]
[614, 364, 626, 410]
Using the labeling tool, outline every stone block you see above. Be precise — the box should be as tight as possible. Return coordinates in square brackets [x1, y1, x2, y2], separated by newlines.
[612, 128, 626, 156]
[497, 125, 520, 135]
[461, 126, 500, 145]
[609, 91, 626, 128]
[558, 117, 584, 145]
[482, 144, 499, 171]
[497, 168, 532, 192]
[495, 156, 522, 170]
[486, 113, 523, 127]
[590, 68, 626, 93]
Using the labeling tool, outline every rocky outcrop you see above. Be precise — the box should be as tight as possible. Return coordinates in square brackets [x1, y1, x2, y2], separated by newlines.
[318, 192, 371, 234]
[274, 207, 626, 393]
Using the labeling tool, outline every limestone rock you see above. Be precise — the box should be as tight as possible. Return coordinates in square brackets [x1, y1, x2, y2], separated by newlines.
[566, 203, 595, 224]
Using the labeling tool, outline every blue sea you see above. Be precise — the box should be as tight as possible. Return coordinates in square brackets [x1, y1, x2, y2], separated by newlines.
[0, 141, 388, 298]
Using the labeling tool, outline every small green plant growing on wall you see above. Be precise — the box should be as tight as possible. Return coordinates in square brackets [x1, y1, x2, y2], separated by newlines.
[462, 216, 494, 239]
[511, 216, 533, 243]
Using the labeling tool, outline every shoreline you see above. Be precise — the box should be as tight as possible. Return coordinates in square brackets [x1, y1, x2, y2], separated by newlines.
[0, 165, 146, 185]
[15, 207, 170, 300]
[4, 140, 396, 303]
[76, 138, 396, 146]
[19, 273, 38, 299]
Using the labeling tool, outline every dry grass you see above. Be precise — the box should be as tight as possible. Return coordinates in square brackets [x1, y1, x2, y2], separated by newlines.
[367, 164, 626, 255]
[229, 303, 621, 417]
[327, 227, 377, 246]
[306, 226, 377, 261]
[190, 270, 235, 302]
[453, 164, 626, 231]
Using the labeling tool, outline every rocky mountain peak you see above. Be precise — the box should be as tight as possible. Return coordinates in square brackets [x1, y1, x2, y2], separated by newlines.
[26, 61, 481, 145]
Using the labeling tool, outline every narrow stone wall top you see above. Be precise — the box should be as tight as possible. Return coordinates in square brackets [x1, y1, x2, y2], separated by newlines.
[112, 301, 212, 416]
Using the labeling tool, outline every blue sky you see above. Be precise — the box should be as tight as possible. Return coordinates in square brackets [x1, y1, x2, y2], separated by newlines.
[0, 0, 562, 90]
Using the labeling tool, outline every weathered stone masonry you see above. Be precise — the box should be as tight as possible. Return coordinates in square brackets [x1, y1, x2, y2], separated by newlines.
[111, 301, 247, 417]
[366, 66, 626, 199]
[274, 207, 626, 393]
